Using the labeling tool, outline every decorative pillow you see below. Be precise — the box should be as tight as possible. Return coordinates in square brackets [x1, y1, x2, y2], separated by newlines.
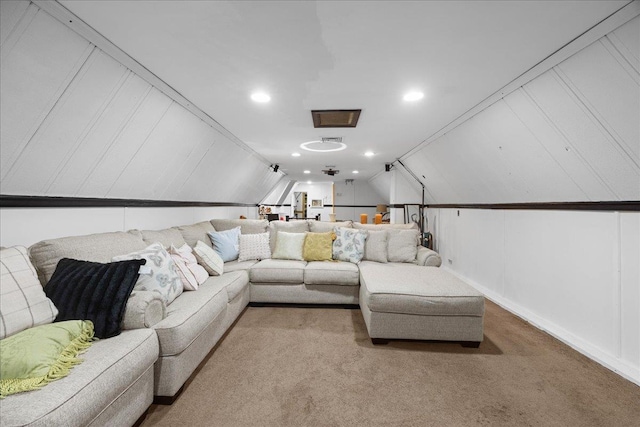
[0, 246, 58, 339]
[193, 241, 224, 276]
[387, 229, 420, 263]
[208, 227, 241, 262]
[169, 244, 209, 289]
[112, 243, 183, 305]
[168, 249, 199, 291]
[238, 232, 271, 262]
[303, 232, 334, 261]
[333, 227, 367, 264]
[0, 320, 94, 398]
[268, 221, 310, 252]
[271, 231, 306, 261]
[45, 258, 145, 339]
[363, 230, 388, 263]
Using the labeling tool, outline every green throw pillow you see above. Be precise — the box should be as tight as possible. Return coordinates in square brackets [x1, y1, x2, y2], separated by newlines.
[0, 320, 94, 398]
[303, 232, 334, 261]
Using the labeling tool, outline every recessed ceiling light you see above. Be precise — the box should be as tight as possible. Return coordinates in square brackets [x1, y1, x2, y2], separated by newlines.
[364, 151, 374, 157]
[303, 170, 310, 174]
[291, 152, 301, 157]
[403, 91, 424, 102]
[307, 181, 312, 184]
[352, 170, 359, 174]
[300, 140, 347, 152]
[250, 92, 270, 103]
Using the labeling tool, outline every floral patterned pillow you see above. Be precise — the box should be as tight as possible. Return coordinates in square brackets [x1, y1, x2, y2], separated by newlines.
[332, 227, 367, 264]
[112, 242, 183, 305]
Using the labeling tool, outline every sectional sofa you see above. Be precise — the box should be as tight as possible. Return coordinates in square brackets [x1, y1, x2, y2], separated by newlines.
[0, 218, 484, 427]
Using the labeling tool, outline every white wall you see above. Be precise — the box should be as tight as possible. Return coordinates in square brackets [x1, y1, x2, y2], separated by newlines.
[401, 15, 639, 204]
[333, 179, 382, 223]
[0, 206, 257, 248]
[0, 0, 283, 203]
[429, 207, 640, 385]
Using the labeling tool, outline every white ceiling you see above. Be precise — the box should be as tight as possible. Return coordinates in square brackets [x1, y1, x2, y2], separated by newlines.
[59, 0, 628, 183]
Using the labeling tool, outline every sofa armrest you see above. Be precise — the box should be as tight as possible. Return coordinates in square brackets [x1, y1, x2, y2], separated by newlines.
[416, 246, 442, 267]
[121, 291, 166, 330]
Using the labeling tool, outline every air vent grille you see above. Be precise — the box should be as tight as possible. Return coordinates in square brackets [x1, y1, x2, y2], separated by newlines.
[312, 110, 361, 128]
[321, 137, 343, 143]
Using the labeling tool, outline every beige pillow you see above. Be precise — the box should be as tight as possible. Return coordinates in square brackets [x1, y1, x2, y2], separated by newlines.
[387, 229, 419, 263]
[363, 230, 388, 263]
[193, 241, 224, 276]
[272, 231, 306, 261]
[238, 232, 272, 262]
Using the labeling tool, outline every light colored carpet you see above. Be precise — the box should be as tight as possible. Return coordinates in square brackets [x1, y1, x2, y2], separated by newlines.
[143, 301, 640, 426]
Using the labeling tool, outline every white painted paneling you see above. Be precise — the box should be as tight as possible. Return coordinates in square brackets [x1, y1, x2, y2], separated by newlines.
[610, 16, 639, 70]
[368, 172, 391, 204]
[434, 208, 640, 385]
[525, 70, 639, 200]
[3, 49, 127, 194]
[47, 73, 151, 195]
[0, 207, 125, 248]
[557, 39, 639, 164]
[0, 0, 30, 46]
[77, 88, 172, 197]
[619, 212, 640, 368]
[0, 8, 91, 183]
[403, 149, 459, 203]
[124, 207, 197, 231]
[390, 169, 421, 204]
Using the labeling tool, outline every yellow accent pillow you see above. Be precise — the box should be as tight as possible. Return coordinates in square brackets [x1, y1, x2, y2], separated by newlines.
[303, 232, 334, 261]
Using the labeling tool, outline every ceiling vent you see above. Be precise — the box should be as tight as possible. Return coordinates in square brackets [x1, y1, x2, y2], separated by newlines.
[321, 137, 343, 143]
[312, 110, 361, 128]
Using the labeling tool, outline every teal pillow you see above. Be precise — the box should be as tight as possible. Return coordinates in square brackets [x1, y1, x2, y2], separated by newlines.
[208, 227, 241, 262]
[0, 320, 94, 398]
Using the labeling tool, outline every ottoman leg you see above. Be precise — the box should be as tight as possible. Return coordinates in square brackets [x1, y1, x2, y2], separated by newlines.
[460, 341, 481, 348]
[371, 338, 389, 345]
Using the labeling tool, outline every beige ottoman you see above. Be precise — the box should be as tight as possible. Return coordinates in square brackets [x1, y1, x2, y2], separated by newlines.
[358, 262, 485, 347]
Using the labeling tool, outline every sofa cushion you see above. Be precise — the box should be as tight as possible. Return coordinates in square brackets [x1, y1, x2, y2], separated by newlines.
[45, 258, 144, 339]
[208, 227, 241, 262]
[0, 328, 158, 427]
[308, 221, 352, 233]
[363, 230, 388, 263]
[138, 228, 186, 249]
[387, 229, 419, 263]
[170, 244, 209, 287]
[223, 270, 250, 302]
[268, 220, 309, 252]
[176, 221, 216, 248]
[152, 272, 246, 356]
[29, 231, 147, 285]
[359, 262, 484, 317]
[193, 241, 224, 276]
[250, 259, 307, 283]
[210, 219, 268, 235]
[304, 261, 359, 286]
[333, 227, 367, 264]
[272, 231, 306, 261]
[238, 232, 271, 262]
[113, 243, 183, 305]
[0, 246, 58, 339]
[303, 232, 333, 261]
[0, 320, 94, 398]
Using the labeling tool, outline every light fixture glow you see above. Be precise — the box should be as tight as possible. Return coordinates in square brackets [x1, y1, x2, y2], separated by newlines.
[403, 91, 424, 102]
[300, 140, 347, 152]
[291, 152, 301, 157]
[307, 181, 312, 184]
[352, 170, 359, 174]
[250, 92, 271, 103]
[303, 170, 310, 174]
[364, 151, 375, 157]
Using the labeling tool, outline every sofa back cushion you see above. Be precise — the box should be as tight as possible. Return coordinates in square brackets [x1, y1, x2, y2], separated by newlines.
[268, 220, 309, 253]
[138, 228, 186, 249]
[0, 246, 58, 339]
[353, 222, 418, 231]
[210, 219, 268, 235]
[308, 221, 352, 233]
[387, 229, 420, 263]
[29, 231, 147, 285]
[363, 230, 388, 263]
[176, 221, 216, 249]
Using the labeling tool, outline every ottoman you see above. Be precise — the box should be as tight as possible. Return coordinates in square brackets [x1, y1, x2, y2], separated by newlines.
[358, 262, 485, 347]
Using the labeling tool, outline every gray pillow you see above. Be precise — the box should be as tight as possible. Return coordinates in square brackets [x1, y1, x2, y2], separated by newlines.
[363, 230, 388, 263]
[387, 229, 419, 263]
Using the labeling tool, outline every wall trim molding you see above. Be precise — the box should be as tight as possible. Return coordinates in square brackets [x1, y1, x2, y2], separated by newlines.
[0, 195, 256, 208]
[425, 201, 640, 212]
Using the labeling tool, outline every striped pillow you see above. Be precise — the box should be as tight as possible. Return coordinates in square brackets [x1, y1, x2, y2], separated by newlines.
[0, 246, 58, 339]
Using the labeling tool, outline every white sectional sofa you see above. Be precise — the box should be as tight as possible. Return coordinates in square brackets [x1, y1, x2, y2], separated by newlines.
[0, 218, 484, 427]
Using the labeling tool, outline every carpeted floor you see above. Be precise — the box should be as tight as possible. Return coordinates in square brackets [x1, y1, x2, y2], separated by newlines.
[142, 301, 640, 426]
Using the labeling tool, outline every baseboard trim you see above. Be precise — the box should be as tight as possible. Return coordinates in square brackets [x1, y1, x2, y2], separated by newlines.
[442, 266, 640, 387]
